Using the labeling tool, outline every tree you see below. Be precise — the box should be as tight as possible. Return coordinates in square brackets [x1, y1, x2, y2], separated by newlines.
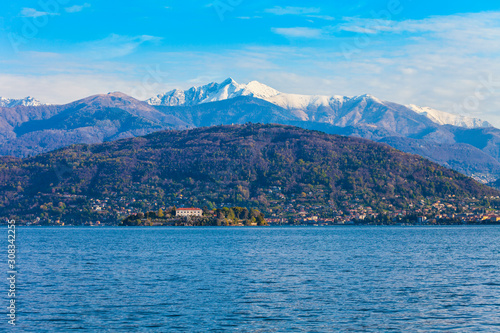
[256, 214, 267, 226]
[227, 208, 236, 220]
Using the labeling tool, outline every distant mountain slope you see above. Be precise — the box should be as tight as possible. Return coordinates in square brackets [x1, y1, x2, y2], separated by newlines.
[154, 96, 300, 127]
[488, 179, 500, 191]
[151, 92, 445, 139]
[0, 92, 188, 157]
[1, 124, 497, 222]
[446, 126, 500, 160]
[379, 136, 500, 180]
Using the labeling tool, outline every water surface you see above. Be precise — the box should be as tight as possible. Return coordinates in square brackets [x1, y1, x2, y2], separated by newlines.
[2, 226, 500, 332]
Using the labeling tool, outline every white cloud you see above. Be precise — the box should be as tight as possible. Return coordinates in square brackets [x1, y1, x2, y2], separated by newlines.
[79, 34, 162, 59]
[265, 6, 321, 16]
[338, 25, 379, 34]
[307, 15, 335, 21]
[335, 11, 500, 44]
[272, 27, 323, 39]
[20, 8, 59, 18]
[65, 3, 91, 13]
[237, 16, 263, 20]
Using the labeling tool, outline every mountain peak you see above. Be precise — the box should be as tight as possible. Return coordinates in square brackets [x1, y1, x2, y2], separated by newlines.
[246, 81, 281, 98]
[106, 92, 131, 98]
[0, 96, 45, 107]
[74, 92, 153, 110]
[352, 94, 382, 103]
[220, 77, 237, 86]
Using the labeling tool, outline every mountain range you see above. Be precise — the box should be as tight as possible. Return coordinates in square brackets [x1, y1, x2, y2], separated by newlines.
[1, 78, 500, 183]
[147, 78, 492, 129]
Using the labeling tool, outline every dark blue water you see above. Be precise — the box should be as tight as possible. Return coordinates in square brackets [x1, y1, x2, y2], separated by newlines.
[2, 226, 500, 332]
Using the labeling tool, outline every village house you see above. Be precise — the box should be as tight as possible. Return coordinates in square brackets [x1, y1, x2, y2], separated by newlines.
[176, 208, 203, 217]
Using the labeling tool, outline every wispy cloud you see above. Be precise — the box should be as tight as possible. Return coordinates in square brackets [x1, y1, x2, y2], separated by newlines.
[307, 15, 335, 21]
[264, 6, 333, 20]
[265, 6, 321, 16]
[337, 24, 380, 34]
[336, 11, 500, 41]
[272, 11, 500, 52]
[21, 8, 59, 18]
[237, 16, 263, 20]
[65, 3, 91, 13]
[272, 27, 323, 39]
[80, 34, 163, 60]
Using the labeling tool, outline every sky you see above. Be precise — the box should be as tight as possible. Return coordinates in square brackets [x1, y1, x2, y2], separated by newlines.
[1, 0, 500, 125]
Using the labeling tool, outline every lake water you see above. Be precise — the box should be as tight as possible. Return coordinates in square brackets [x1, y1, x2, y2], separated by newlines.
[2, 226, 500, 332]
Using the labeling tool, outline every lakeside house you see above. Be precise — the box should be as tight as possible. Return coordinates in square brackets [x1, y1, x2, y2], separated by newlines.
[176, 208, 203, 217]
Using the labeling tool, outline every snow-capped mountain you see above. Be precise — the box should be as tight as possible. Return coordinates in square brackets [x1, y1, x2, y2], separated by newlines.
[0, 96, 45, 107]
[406, 104, 492, 129]
[146, 78, 282, 107]
[146, 78, 347, 116]
[147, 78, 492, 129]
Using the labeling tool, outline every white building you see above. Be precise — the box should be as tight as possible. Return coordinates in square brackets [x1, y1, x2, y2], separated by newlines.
[176, 208, 203, 217]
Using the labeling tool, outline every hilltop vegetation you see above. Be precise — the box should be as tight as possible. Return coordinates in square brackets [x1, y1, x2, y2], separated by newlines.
[0, 124, 498, 224]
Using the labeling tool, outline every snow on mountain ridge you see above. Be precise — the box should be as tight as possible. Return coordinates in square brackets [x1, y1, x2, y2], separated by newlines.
[147, 79, 241, 106]
[146, 78, 347, 111]
[146, 78, 492, 129]
[407, 104, 492, 129]
[0, 96, 45, 107]
[245, 81, 281, 99]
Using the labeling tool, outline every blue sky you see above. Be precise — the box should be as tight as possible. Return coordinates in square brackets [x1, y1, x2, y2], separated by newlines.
[1, 1, 500, 125]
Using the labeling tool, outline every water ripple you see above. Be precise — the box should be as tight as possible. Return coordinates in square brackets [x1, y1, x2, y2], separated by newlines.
[0, 226, 499, 332]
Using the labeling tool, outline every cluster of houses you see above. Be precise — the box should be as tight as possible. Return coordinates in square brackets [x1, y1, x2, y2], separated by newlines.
[24, 186, 500, 226]
[81, 192, 500, 225]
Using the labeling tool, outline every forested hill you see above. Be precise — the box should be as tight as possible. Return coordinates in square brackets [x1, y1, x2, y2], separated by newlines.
[1, 124, 498, 223]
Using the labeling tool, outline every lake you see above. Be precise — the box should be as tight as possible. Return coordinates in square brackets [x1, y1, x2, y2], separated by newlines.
[2, 226, 500, 332]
